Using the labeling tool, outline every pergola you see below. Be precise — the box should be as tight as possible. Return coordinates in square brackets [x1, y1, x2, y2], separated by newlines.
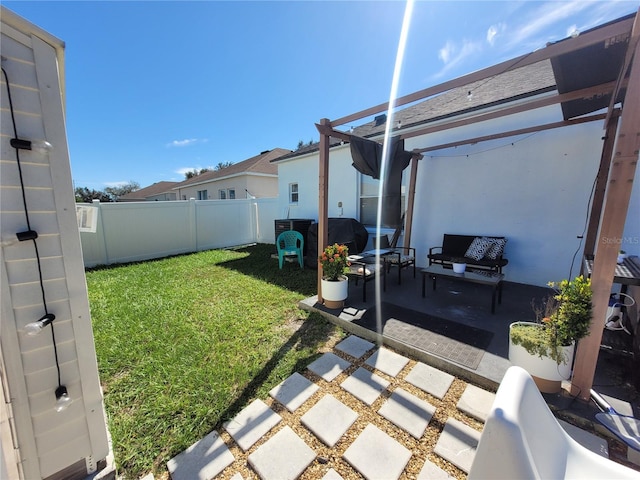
[315, 10, 640, 401]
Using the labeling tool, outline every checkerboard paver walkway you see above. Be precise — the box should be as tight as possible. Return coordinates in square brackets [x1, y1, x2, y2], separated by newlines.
[166, 335, 610, 480]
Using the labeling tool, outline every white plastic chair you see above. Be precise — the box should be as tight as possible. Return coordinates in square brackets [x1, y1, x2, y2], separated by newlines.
[468, 366, 638, 479]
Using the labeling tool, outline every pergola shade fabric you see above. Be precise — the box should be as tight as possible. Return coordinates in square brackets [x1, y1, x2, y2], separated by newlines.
[350, 136, 412, 228]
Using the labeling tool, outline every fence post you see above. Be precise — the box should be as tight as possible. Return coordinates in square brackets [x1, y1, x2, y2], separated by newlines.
[189, 198, 198, 252]
[93, 199, 109, 265]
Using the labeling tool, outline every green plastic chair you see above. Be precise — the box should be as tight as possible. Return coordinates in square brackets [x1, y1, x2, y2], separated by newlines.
[276, 230, 304, 269]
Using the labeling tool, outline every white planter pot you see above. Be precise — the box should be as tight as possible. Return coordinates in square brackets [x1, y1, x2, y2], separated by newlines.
[508, 321, 575, 393]
[321, 276, 348, 309]
[452, 263, 466, 273]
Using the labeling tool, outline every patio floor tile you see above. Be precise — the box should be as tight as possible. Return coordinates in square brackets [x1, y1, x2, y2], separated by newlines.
[335, 335, 375, 359]
[301, 394, 358, 447]
[378, 387, 435, 439]
[269, 372, 319, 412]
[456, 384, 496, 422]
[343, 423, 411, 480]
[167, 430, 234, 480]
[247, 426, 315, 480]
[223, 399, 282, 452]
[340, 367, 389, 405]
[307, 352, 351, 382]
[417, 460, 455, 479]
[405, 361, 454, 399]
[364, 347, 410, 377]
[433, 418, 481, 473]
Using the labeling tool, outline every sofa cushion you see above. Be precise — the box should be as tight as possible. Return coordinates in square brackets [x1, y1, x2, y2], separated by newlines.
[484, 237, 507, 260]
[465, 237, 493, 261]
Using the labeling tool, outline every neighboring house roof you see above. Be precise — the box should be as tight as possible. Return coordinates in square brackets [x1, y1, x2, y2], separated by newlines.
[118, 181, 178, 201]
[173, 147, 291, 189]
[273, 60, 557, 162]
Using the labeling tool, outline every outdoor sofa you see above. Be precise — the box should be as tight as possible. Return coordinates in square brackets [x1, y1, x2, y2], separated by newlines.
[428, 233, 508, 273]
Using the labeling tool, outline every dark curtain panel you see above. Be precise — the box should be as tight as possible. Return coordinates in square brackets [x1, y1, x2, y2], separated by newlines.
[350, 136, 412, 228]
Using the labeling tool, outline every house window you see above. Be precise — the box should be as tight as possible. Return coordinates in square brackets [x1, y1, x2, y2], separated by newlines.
[228, 189, 235, 199]
[197, 190, 208, 200]
[289, 183, 299, 204]
[359, 173, 406, 227]
[219, 189, 226, 200]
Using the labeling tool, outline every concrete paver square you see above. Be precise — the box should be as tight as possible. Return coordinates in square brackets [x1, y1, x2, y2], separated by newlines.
[341, 367, 390, 406]
[365, 348, 410, 377]
[322, 468, 344, 479]
[248, 426, 316, 480]
[343, 423, 411, 480]
[456, 384, 495, 422]
[307, 352, 351, 382]
[223, 399, 282, 452]
[405, 362, 454, 399]
[433, 418, 481, 474]
[335, 335, 375, 359]
[167, 430, 234, 480]
[378, 387, 435, 439]
[417, 460, 455, 479]
[269, 372, 319, 412]
[301, 394, 358, 447]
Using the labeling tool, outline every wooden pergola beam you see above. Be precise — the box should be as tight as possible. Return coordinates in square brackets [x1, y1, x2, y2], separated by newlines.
[416, 112, 611, 154]
[330, 16, 634, 129]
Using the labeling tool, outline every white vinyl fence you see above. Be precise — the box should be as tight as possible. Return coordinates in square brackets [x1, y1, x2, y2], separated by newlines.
[79, 198, 281, 267]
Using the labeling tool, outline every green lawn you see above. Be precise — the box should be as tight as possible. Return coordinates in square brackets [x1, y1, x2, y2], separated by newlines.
[86, 244, 341, 479]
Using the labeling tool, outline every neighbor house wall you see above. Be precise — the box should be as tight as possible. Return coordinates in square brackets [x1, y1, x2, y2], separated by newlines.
[1, 8, 109, 479]
[176, 175, 277, 200]
[277, 99, 639, 286]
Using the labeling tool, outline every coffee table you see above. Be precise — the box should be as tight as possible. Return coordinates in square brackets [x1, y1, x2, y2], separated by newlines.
[421, 265, 504, 314]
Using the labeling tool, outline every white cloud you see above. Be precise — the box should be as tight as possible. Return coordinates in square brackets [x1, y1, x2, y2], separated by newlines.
[166, 138, 208, 148]
[486, 23, 505, 46]
[434, 39, 482, 78]
[103, 181, 129, 187]
[506, 0, 591, 50]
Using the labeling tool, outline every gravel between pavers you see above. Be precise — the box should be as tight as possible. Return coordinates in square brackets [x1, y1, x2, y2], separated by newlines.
[208, 335, 484, 480]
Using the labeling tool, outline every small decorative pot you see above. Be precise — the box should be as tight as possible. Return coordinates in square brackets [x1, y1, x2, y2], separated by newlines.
[321, 276, 348, 309]
[452, 262, 467, 274]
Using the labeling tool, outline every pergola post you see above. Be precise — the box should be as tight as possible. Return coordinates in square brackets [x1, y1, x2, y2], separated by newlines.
[317, 118, 331, 302]
[583, 116, 620, 257]
[571, 18, 640, 399]
[403, 154, 420, 249]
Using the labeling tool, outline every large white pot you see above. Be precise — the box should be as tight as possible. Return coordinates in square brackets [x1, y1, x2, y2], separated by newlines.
[508, 321, 575, 393]
[321, 276, 348, 309]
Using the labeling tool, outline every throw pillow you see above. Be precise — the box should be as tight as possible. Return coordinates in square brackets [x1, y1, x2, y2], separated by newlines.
[465, 237, 493, 261]
[484, 238, 507, 260]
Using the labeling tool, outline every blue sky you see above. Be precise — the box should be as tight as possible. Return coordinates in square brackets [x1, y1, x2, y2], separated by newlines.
[4, 0, 639, 190]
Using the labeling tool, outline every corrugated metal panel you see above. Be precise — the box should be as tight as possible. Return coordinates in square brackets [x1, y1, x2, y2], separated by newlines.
[1, 8, 108, 479]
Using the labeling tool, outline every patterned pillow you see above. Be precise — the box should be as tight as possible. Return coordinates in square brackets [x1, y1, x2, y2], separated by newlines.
[484, 238, 507, 260]
[464, 237, 493, 261]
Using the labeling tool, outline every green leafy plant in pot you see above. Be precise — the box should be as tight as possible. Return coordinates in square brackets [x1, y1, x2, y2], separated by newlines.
[509, 275, 592, 392]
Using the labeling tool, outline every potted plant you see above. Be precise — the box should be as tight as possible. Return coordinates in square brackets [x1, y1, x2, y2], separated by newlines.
[618, 250, 627, 264]
[319, 243, 350, 309]
[451, 257, 467, 273]
[509, 275, 592, 393]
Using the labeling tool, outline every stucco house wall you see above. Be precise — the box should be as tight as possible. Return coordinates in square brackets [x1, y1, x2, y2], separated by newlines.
[275, 99, 639, 287]
[1, 8, 109, 479]
[177, 174, 277, 200]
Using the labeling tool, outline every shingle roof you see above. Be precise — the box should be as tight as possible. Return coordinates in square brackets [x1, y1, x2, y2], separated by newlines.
[118, 181, 179, 200]
[173, 147, 291, 188]
[273, 60, 557, 162]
